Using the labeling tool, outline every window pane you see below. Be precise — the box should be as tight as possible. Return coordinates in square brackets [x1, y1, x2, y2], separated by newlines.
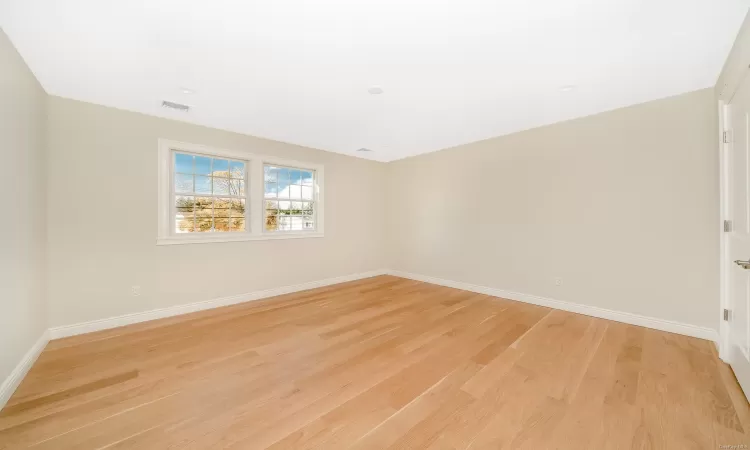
[265, 200, 278, 211]
[278, 216, 291, 231]
[291, 216, 303, 231]
[195, 197, 213, 232]
[290, 169, 301, 185]
[213, 177, 230, 195]
[195, 175, 211, 194]
[301, 186, 313, 200]
[289, 185, 302, 200]
[277, 167, 290, 185]
[176, 213, 195, 233]
[195, 217, 213, 232]
[230, 217, 245, 232]
[175, 174, 193, 193]
[302, 202, 314, 215]
[230, 179, 244, 196]
[265, 214, 278, 231]
[264, 165, 278, 182]
[175, 153, 193, 174]
[212, 158, 229, 175]
[303, 216, 315, 230]
[265, 200, 278, 233]
[230, 161, 245, 179]
[277, 183, 289, 199]
[301, 171, 313, 186]
[176, 195, 194, 214]
[265, 182, 277, 198]
[230, 199, 245, 217]
[195, 156, 211, 175]
[214, 198, 231, 218]
[279, 200, 291, 213]
[214, 217, 230, 232]
[291, 201, 303, 214]
[176, 196, 195, 233]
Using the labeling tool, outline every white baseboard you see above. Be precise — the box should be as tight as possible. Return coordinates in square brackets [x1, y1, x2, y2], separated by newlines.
[0, 330, 49, 410]
[49, 269, 388, 339]
[387, 270, 720, 343]
[47, 268, 720, 343]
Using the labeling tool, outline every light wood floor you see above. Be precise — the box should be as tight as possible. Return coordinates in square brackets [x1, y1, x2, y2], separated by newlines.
[1, 275, 749, 449]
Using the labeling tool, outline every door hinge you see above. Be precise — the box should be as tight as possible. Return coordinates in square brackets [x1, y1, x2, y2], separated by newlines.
[725, 220, 733, 232]
[724, 309, 731, 321]
[723, 130, 733, 144]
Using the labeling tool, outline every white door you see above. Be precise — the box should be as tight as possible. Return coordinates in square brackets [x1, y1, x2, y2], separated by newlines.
[728, 70, 750, 397]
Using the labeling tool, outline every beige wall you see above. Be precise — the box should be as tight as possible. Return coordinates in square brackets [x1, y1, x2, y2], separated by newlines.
[46, 97, 388, 327]
[0, 30, 48, 382]
[387, 89, 719, 330]
[43, 89, 723, 331]
[5, 42, 724, 336]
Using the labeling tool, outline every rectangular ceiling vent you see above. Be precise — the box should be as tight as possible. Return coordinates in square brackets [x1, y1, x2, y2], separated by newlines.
[161, 100, 190, 112]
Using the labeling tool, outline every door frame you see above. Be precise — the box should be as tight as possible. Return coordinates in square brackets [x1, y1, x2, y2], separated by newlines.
[719, 67, 750, 362]
[719, 98, 731, 362]
[716, 8, 750, 372]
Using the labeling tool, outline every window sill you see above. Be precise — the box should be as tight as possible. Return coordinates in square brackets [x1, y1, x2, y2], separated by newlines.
[157, 232, 324, 246]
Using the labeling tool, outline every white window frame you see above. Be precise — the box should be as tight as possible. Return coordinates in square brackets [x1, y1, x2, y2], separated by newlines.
[157, 139, 324, 245]
[262, 162, 318, 235]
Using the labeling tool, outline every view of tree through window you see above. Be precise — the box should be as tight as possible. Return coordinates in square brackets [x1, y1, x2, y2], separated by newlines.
[264, 164, 315, 231]
[174, 152, 247, 233]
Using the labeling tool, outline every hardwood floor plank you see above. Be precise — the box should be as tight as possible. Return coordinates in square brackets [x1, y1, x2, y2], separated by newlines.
[1, 371, 138, 416]
[0, 275, 746, 449]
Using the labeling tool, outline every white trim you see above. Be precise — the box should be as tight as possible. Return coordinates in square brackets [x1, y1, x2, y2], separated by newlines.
[157, 139, 325, 245]
[157, 232, 324, 245]
[386, 270, 720, 342]
[260, 162, 321, 235]
[719, 99, 732, 362]
[0, 330, 49, 410]
[45, 268, 721, 342]
[49, 269, 386, 339]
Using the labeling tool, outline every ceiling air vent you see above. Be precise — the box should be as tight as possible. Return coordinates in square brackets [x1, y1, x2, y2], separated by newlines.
[161, 100, 190, 112]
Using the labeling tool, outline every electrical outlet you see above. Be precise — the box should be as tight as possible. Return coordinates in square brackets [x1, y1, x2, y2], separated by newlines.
[131, 285, 141, 296]
[554, 277, 563, 286]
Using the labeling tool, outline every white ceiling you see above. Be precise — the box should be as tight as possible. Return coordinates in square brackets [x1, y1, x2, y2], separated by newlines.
[1, 0, 748, 162]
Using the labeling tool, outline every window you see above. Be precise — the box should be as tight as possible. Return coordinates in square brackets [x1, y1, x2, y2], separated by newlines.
[157, 140, 324, 245]
[174, 152, 247, 233]
[263, 164, 316, 232]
